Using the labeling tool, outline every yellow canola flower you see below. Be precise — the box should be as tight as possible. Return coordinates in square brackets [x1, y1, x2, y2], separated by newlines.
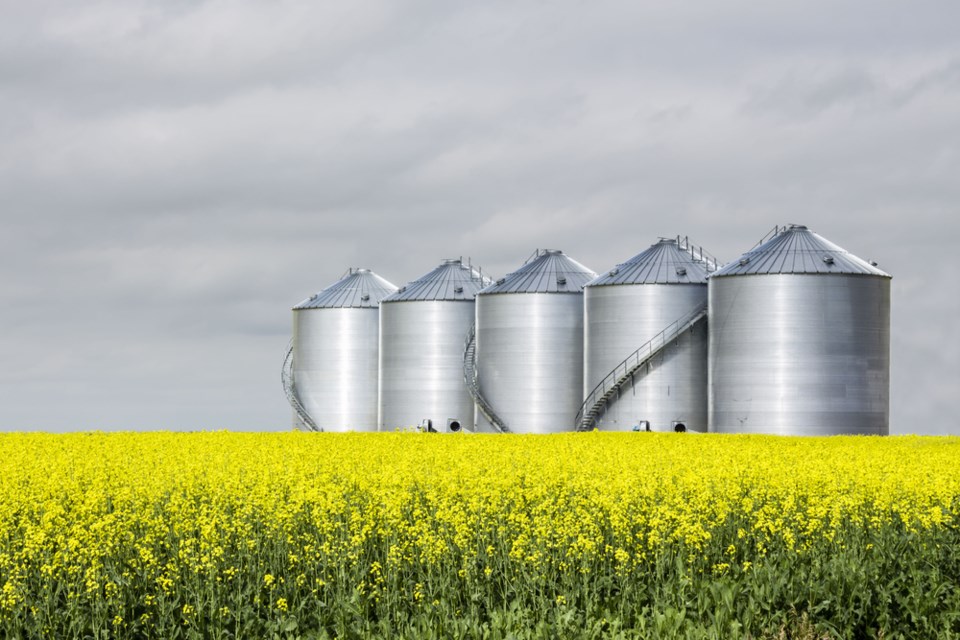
[0, 430, 959, 621]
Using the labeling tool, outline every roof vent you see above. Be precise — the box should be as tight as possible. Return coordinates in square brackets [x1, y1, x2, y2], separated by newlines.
[739, 257, 751, 266]
[870, 260, 878, 267]
[822, 256, 835, 265]
[676, 267, 687, 276]
[609, 268, 619, 276]
[454, 286, 464, 294]
[360, 294, 370, 302]
[496, 278, 506, 285]
[557, 276, 567, 285]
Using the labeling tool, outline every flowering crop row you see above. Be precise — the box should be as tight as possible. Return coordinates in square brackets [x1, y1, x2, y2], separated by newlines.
[1, 432, 959, 638]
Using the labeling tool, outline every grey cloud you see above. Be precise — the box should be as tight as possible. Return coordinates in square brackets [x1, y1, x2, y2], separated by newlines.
[744, 67, 880, 120]
[1, 0, 957, 432]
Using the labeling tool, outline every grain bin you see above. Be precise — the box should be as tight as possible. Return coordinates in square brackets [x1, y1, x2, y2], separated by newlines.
[378, 259, 490, 432]
[469, 250, 596, 433]
[708, 225, 891, 435]
[581, 237, 717, 432]
[286, 268, 397, 431]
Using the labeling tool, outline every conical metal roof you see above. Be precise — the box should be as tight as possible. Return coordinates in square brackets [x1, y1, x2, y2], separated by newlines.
[479, 249, 597, 294]
[293, 268, 398, 309]
[712, 225, 890, 278]
[588, 238, 713, 286]
[383, 258, 492, 302]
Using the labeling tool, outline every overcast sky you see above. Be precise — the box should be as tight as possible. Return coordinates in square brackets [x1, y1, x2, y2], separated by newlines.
[1, 0, 957, 434]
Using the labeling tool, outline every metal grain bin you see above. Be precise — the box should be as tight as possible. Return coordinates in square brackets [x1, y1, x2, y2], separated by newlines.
[288, 268, 397, 431]
[378, 259, 490, 432]
[581, 237, 717, 432]
[708, 225, 891, 435]
[471, 250, 596, 433]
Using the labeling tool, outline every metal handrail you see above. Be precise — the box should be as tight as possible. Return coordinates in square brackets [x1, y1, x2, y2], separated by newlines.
[462, 324, 510, 433]
[281, 341, 319, 432]
[575, 302, 708, 430]
[676, 235, 721, 273]
[749, 225, 784, 251]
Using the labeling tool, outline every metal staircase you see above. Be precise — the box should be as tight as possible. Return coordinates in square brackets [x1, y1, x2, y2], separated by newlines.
[281, 341, 319, 432]
[575, 302, 708, 431]
[462, 324, 510, 433]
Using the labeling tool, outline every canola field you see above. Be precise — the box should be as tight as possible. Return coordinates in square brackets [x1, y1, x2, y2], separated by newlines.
[2, 432, 960, 639]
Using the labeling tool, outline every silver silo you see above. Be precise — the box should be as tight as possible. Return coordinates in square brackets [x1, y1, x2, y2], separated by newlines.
[580, 237, 718, 432]
[286, 268, 397, 431]
[378, 259, 491, 433]
[709, 225, 891, 436]
[469, 249, 596, 434]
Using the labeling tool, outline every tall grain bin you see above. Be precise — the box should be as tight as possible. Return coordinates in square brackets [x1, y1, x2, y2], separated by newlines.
[287, 268, 397, 431]
[581, 237, 717, 432]
[709, 225, 891, 436]
[378, 259, 490, 432]
[469, 250, 596, 433]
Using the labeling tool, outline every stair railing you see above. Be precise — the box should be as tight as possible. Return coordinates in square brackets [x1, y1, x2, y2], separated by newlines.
[281, 341, 319, 432]
[462, 324, 510, 433]
[575, 302, 708, 430]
